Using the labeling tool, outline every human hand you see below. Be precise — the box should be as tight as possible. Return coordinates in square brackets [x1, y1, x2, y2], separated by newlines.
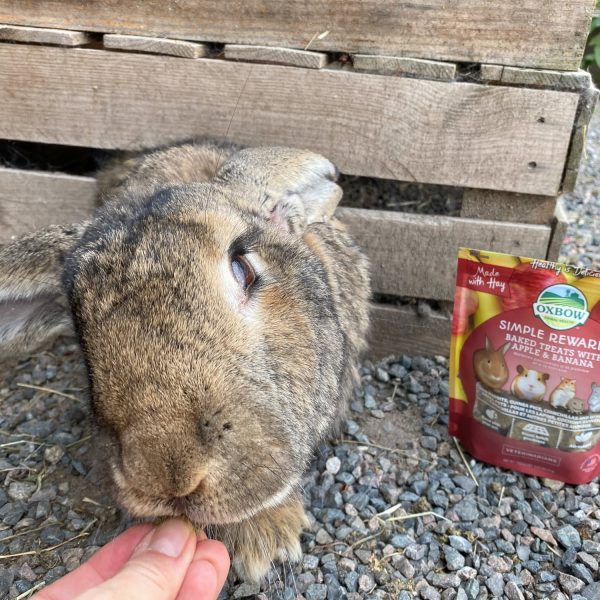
[34, 519, 230, 600]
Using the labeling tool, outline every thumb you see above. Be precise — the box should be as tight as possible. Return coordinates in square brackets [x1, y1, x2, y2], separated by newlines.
[77, 519, 197, 600]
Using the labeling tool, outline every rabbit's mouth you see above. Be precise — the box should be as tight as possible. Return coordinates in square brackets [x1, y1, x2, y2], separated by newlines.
[110, 460, 300, 526]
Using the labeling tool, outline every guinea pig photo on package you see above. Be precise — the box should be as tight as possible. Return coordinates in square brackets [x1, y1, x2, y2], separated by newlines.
[449, 248, 600, 484]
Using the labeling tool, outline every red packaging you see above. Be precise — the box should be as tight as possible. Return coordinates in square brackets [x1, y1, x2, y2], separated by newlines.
[449, 248, 600, 483]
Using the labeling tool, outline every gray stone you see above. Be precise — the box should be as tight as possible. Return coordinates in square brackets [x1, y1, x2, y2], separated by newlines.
[0, 503, 24, 526]
[583, 540, 600, 554]
[41, 526, 65, 545]
[571, 564, 594, 585]
[43, 445, 65, 465]
[452, 475, 477, 494]
[390, 534, 415, 549]
[559, 572, 585, 595]
[421, 436, 438, 451]
[316, 528, 334, 545]
[405, 544, 427, 561]
[454, 498, 479, 521]
[429, 573, 461, 589]
[463, 579, 480, 600]
[504, 581, 524, 600]
[303, 555, 320, 570]
[358, 574, 375, 593]
[578, 552, 599, 573]
[344, 571, 358, 593]
[0, 566, 14, 594]
[375, 368, 389, 383]
[556, 525, 582, 550]
[7, 481, 36, 501]
[444, 545, 465, 571]
[233, 582, 261, 598]
[457, 567, 477, 581]
[485, 573, 504, 597]
[448, 535, 473, 554]
[397, 557, 415, 579]
[326, 457, 342, 475]
[419, 585, 441, 600]
[305, 583, 328, 600]
[582, 582, 600, 599]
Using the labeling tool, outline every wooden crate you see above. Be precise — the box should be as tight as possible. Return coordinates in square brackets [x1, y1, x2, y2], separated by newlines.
[0, 1, 596, 357]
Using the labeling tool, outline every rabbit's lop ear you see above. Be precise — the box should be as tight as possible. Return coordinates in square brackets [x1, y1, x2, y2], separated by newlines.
[217, 147, 342, 233]
[0, 224, 83, 360]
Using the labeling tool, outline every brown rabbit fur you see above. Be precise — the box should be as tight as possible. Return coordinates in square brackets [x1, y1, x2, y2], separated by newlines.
[0, 141, 370, 580]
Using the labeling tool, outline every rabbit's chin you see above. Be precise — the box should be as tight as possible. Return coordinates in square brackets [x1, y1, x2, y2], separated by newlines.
[110, 461, 299, 526]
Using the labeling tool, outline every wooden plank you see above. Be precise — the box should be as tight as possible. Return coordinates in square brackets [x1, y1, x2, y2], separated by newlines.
[563, 86, 599, 192]
[546, 202, 569, 262]
[460, 190, 557, 225]
[336, 207, 552, 301]
[0, 45, 580, 196]
[103, 34, 208, 59]
[0, 0, 592, 70]
[353, 54, 456, 81]
[1, 168, 551, 302]
[0, 24, 92, 46]
[224, 44, 328, 69]
[481, 65, 592, 91]
[368, 303, 450, 358]
[0, 169, 96, 244]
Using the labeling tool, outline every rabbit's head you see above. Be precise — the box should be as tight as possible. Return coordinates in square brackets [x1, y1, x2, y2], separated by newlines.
[473, 337, 510, 391]
[0, 145, 370, 527]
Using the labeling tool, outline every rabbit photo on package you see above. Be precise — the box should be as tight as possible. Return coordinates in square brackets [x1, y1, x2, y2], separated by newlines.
[450, 247, 600, 484]
[0, 141, 371, 581]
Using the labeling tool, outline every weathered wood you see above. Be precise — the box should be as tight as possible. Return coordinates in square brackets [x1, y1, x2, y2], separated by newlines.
[225, 44, 328, 69]
[0, 24, 92, 46]
[0, 0, 592, 70]
[0, 45, 580, 196]
[460, 190, 557, 225]
[337, 207, 552, 301]
[0, 168, 552, 302]
[368, 303, 451, 358]
[546, 203, 570, 262]
[0, 169, 96, 244]
[103, 34, 207, 59]
[353, 54, 456, 81]
[563, 86, 600, 192]
[480, 65, 592, 91]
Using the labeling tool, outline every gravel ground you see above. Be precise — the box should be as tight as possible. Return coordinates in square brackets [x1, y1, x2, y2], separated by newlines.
[1, 115, 600, 600]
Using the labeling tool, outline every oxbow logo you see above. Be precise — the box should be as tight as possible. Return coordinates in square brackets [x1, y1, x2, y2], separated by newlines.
[533, 284, 589, 330]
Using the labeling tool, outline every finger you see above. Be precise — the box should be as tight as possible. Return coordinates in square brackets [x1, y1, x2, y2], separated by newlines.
[35, 524, 153, 600]
[176, 539, 231, 600]
[75, 519, 196, 600]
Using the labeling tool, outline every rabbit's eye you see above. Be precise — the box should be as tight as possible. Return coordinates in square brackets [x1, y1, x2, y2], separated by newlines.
[231, 254, 256, 291]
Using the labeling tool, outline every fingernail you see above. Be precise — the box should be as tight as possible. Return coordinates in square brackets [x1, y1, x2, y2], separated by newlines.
[148, 519, 192, 558]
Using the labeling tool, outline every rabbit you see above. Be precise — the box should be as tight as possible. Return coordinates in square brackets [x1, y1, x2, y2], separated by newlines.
[472, 337, 511, 391]
[549, 377, 577, 409]
[511, 365, 549, 402]
[0, 140, 371, 581]
[588, 383, 600, 412]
